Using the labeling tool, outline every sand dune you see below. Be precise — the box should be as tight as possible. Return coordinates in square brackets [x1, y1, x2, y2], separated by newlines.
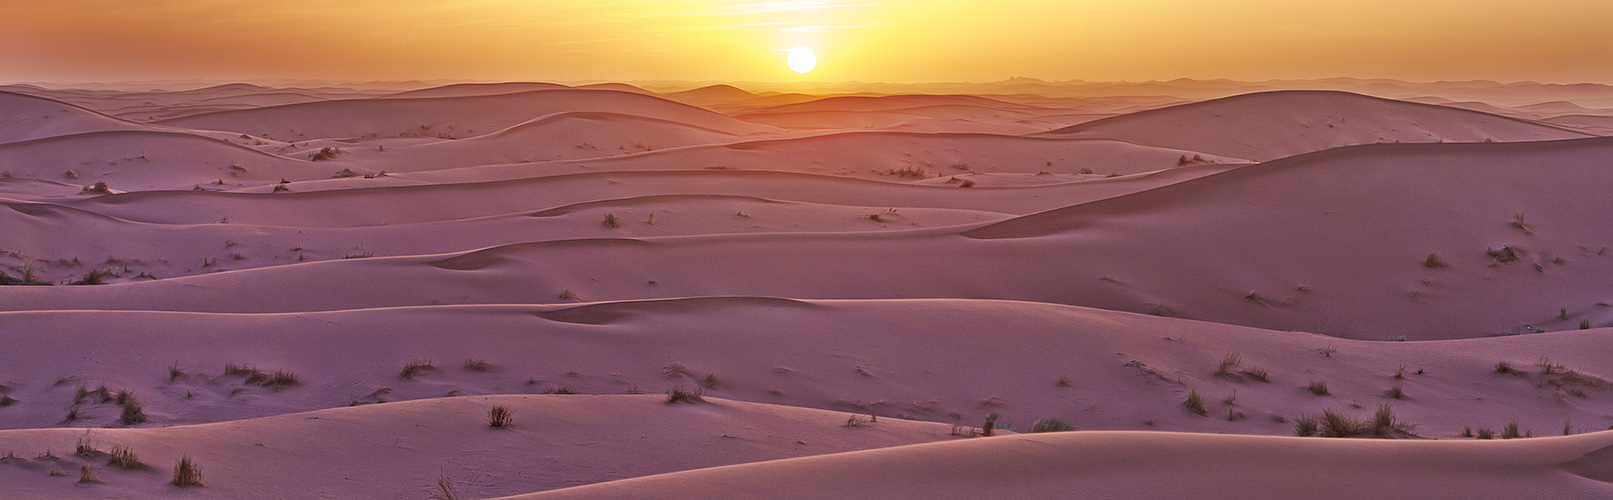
[373, 111, 746, 168]
[13, 139, 1613, 339]
[381, 82, 571, 99]
[0, 131, 319, 190]
[0, 92, 154, 144]
[510, 431, 1613, 500]
[0, 395, 953, 499]
[154, 89, 781, 141]
[1042, 90, 1591, 161]
[0, 300, 1605, 439]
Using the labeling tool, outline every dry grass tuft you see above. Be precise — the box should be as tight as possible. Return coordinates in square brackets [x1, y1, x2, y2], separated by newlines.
[1495, 361, 1523, 376]
[463, 359, 491, 372]
[428, 475, 460, 500]
[1184, 390, 1207, 416]
[488, 405, 513, 428]
[78, 465, 100, 484]
[171, 456, 203, 487]
[1308, 380, 1330, 396]
[665, 387, 705, 404]
[400, 360, 435, 379]
[1029, 419, 1075, 433]
[1294, 415, 1321, 436]
[1423, 253, 1448, 268]
[1476, 427, 1495, 439]
[108, 446, 140, 470]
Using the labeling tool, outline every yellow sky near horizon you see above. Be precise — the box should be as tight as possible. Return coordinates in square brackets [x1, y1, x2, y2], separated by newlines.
[2, 0, 1611, 84]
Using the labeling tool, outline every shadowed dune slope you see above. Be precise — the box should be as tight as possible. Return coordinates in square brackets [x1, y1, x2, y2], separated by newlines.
[0, 131, 318, 190]
[1042, 90, 1591, 161]
[0, 91, 154, 144]
[0, 300, 1607, 438]
[154, 89, 781, 141]
[507, 431, 1613, 500]
[0, 395, 954, 500]
[11, 139, 1613, 339]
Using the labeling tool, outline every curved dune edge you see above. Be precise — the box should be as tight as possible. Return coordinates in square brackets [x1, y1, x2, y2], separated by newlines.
[0, 395, 956, 500]
[503, 430, 1613, 500]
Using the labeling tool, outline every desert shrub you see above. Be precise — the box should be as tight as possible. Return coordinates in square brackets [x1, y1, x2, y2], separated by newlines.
[1393, 365, 1406, 380]
[1495, 362, 1522, 375]
[1319, 410, 1368, 437]
[885, 166, 927, 178]
[428, 475, 460, 500]
[1294, 415, 1321, 436]
[601, 214, 621, 228]
[981, 413, 1000, 437]
[665, 387, 705, 404]
[400, 360, 435, 379]
[842, 415, 871, 428]
[1184, 390, 1207, 416]
[309, 147, 340, 161]
[171, 456, 203, 487]
[108, 446, 140, 470]
[1387, 386, 1404, 399]
[1461, 427, 1473, 438]
[119, 394, 147, 426]
[1502, 421, 1524, 439]
[488, 405, 513, 428]
[1308, 381, 1330, 396]
[78, 465, 100, 484]
[1565, 420, 1576, 436]
[1487, 246, 1520, 263]
[76, 434, 98, 457]
[1245, 367, 1270, 382]
[168, 364, 184, 382]
[1476, 428, 1495, 439]
[551, 386, 579, 395]
[701, 373, 721, 389]
[1370, 404, 1405, 437]
[1054, 376, 1072, 387]
[463, 359, 491, 372]
[1536, 356, 1563, 375]
[1029, 419, 1075, 433]
[261, 371, 299, 389]
[69, 269, 115, 285]
[1213, 353, 1241, 378]
[0, 395, 15, 406]
[1423, 253, 1448, 268]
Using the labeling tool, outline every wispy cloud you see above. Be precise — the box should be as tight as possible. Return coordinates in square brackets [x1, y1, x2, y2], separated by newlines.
[778, 22, 886, 33]
[712, 1, 878, 16]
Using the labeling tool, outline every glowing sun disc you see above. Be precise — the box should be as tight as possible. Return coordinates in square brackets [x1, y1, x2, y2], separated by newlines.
[787, 47, 817, 73]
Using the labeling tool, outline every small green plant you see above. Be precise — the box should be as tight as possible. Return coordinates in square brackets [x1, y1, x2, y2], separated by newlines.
[1184, 390, 1207, 416]
[488, 405, 513, 428]
[1029, 419, 1075, 433]
[171, 456, 203, 487]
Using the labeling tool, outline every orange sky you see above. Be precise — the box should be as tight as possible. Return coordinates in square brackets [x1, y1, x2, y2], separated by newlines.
[2, 0, 1611, 84]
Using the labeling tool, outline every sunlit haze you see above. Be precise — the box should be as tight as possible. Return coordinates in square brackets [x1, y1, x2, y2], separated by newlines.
[3, 0, 1613, 84]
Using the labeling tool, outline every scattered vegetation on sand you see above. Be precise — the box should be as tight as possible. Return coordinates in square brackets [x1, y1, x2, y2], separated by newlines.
[309, 147, 340, 161]
[885, 166, 927, 178]
[108, 446, 140, 470]
[1495, 361, 1523, 375]
[78, 465, 100, 484]
[69, 268, 115, 285]
[1423, 253, 1448, 268]
[1502, 421, 1530, 439]
[981, 413, 1000, 437]
[665, 387, 705, 404]
[1184, 390, 1207, 416]
[1535, 356, 1564, 375]
[80, 182, 113, 195]
[1487, 246, 1520, 263]
[701, 373, 721, 390]
[400, 360, 435, 379]
[429, 475, 461, 500]
[1296, 406, 1413, 439]
[1387, 386, 1405, 399]
[463, 359, 491, 372]
[488, 405, 513, 428]
[1476, 428, 1495, 439]
[171, 456, 203, 487]
[119, 393, 147, 426]
[1029, 419, 1075, 433]
[1510, 212, 1533, 234]
[1213, 353, 1242, 378]
[1308, 380, 1330, 396]
[602, 214, 621, 228]
[1294, 415, 1321, 436]
[842, 415, 871, 428]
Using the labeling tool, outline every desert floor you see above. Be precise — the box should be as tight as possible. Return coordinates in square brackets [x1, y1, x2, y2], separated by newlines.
[3, 78, 1613, 499]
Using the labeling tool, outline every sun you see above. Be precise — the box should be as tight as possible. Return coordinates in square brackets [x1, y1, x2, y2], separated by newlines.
[787, 47, 817, 74]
